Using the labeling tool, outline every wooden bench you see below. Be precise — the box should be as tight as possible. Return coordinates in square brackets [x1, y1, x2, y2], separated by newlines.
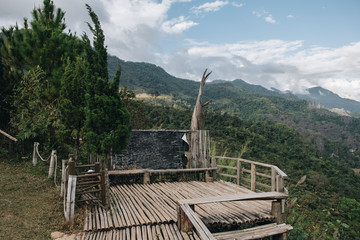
[177, 192, 291, 240]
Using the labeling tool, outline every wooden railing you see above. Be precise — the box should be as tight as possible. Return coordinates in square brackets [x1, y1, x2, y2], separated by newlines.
[63, 160, 108, 224]
[109, 167, 217, 184]
[211, 156, 288, 193]
[177, 192, 291, 240]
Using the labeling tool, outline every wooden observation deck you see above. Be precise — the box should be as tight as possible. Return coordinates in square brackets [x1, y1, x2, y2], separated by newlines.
[77, 157, 292, 240]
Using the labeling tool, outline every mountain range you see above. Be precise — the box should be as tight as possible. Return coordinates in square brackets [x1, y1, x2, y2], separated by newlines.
[108, 55, 360, 166]
[109, 55, 360, 114]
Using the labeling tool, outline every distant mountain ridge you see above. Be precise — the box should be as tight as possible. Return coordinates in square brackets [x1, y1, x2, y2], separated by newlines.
[296, 87, 360, 113]
[109, 54, 360, 113]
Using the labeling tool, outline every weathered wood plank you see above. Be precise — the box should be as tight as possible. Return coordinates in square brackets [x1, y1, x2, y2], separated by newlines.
[213, 223, 293, 240]
[218, 173, 237, 179]
[0, 129, 17, 141]
[212, 156, 273, 168]
[272, 166, 288, 178]
[217, 164, 237, 170]
[178, 192, 288, 206]
[180, 204, 216, 240]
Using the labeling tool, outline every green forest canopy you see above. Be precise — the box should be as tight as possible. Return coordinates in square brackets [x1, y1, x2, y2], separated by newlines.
[0, 0, 130, 159]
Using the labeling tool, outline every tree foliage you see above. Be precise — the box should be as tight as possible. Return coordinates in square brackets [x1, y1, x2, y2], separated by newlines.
[82, 4, 130, 155]
[1, 0, 130, 158]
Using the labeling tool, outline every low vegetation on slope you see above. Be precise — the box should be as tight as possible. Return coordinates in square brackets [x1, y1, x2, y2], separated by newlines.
[0, 159, 83, 239]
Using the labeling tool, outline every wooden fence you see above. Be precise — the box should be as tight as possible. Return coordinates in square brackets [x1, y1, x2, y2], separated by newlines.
[177, 192, 292, 240]
[62, 160, 108, 224]
[212, 156, 288, 193]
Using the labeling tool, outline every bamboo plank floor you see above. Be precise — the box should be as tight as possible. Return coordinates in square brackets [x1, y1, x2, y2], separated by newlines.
[82, 181, 274, 239]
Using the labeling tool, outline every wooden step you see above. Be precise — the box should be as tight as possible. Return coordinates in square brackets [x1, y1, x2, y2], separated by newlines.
[213, 223, 293, 240]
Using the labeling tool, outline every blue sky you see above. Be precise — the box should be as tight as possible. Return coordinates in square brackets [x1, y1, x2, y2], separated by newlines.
[1, 0, 360, 101]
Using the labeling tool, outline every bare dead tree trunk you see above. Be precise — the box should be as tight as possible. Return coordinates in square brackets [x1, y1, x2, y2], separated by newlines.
[190, 69, 212, 168]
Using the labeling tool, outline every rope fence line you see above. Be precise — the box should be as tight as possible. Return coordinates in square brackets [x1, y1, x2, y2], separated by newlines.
[32, 142, 58, 185]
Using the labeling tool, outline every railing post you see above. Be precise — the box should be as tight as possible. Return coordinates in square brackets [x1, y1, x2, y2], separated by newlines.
[276, 175, 285, 193]
[48, 150, 56, 178]
[60, 159, 68, 197]
[68, 161, 76, 176]
[237, 160, 241, 185]
[271, 167, 276, 192]
[100, 171, 107, 208]
[211, 156, 217, 180]
[278, 176, 284, 193]
[94, 162, 100, 173]
[251, 163, 256, 191]
[65, 159, 77, 224]
[32, 142, 39, 166]
[272, 200, 284, 224]
[143, 172, 150, 184]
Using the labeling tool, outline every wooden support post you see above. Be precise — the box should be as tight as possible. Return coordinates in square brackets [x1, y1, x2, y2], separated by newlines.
[271, 167, 276, 192]
[272, 200, 287, 240]
[68, 161, 76, 176]
[237, 160, 241, 185]
[32, 142, 39, 166]
[211, 157, 217, 180]
[48, 150, 56, 178]
[94, 162, 100, 173]
[143, 172, 150, 184]
[65, 174, 77, 224]
[251, 163, 256, 192]
[279, 176, 284, 193]
[100, 171, 107, 207]
[276, 175, 284, 193]
[272, 200, 284, 224]
[178, 204, 195, 232]
[205, 170, 213, 182]
[60, 159, 68, 197]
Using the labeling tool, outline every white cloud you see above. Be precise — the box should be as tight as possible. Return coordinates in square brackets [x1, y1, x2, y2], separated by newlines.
[162, 16, 198, 34]
[252, 10, 277, 24]
[98, 0, 198, 62]
[154, 40, 360, 101]
[192, 1, 229, 14]
[1, 0, 359, 102]
[287, 14, 294, 18]
[231, 2, 244, 8]
[265, 15, 276, 24]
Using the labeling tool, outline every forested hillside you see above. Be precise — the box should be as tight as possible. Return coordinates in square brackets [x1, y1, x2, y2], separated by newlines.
[112, 55, 360, 168]
[122, 99, 360, 239]
[113, 56, 360, 239]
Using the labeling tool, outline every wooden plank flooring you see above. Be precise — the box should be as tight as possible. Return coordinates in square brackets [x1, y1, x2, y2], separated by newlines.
[82, 181, 274, 239]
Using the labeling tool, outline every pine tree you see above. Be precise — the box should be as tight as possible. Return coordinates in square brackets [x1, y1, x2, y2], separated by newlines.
[83, 5, 130, 155]
[59, 57, 88, 160]
[0, 0, 83, 148]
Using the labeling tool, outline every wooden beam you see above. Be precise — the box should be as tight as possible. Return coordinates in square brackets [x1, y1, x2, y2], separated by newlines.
[271, 167, 276, 192]
[251, 163, 256, 192]
[179, 204, 216, 240]
[272, 166, 288, 178]
[0, 129, 17, 142]
[213, 223, 293, 240]
[272, 200, 284, 224]
[178, 192, 288, 206]
[212, 156, 273, 168]
[236, 160, 241, 185]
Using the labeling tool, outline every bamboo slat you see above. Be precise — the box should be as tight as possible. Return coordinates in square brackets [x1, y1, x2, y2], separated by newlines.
[83, 181, 277, 239]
